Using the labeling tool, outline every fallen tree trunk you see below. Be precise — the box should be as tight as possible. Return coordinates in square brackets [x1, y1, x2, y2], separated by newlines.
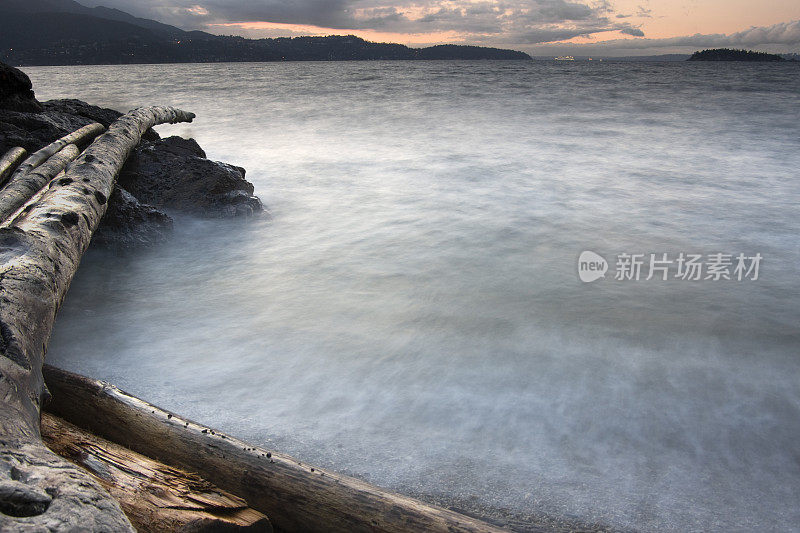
[42, 413, 272, 533]
[0, 147, 27, 187]
[0, 144, 81, 223]
[0, 106, 194, 531]
[10, 122, 104, 178]
[43, 365, 507, 533]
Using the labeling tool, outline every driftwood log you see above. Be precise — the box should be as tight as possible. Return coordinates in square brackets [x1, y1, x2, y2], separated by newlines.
[0, 144, 81, 222]
[42, 413, 272, 532]
[10, 122, 104, 178]
[1, 123, 105, 222]
[43, 365, 507, 533]
[0, 147, 27, 187]
[0, 107, 194, 531]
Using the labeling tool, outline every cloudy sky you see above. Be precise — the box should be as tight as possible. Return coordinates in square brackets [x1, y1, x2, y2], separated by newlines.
[83, 0, 800, 56]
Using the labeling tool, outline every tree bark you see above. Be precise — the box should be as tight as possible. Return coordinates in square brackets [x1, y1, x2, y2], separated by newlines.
[0, 144, 81, 223]
[10, 122, 104, 178]
[0, 147, 27, 188]
[43, 365, 508, 533]
[42, 413, 272, 533]
[0, 106, 194, 531]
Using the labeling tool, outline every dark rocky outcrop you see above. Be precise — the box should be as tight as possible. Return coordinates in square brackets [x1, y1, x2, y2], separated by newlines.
[0, 100, 87, 155]
[0, 100, 146, 155]
[43, 99, 122, 127]
[0, 62, 42, 112]
[41, 100, 159, 142]
[91, 187, 174, 250]
[119, 136, 263, 218]
[0, 109, 67, 153]
[0, 61, 263, 250]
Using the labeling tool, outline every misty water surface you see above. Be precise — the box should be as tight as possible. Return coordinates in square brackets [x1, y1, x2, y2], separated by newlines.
[25, 61, 800, 531]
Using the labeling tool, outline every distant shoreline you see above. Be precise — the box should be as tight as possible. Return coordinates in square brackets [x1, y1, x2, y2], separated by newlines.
[14, 57, 800, 68]
[12, 58, 538, 68]
[688, 48, 788, 61]
[4, 1, 799, 67]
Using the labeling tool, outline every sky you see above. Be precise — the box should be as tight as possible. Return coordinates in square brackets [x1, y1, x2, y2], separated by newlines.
[83, 0, 800, 56]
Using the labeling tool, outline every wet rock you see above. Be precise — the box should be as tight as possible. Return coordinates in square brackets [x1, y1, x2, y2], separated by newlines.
[142, 134, 204, 158]
[0, 98, 157, 156]
[0, 108, 67, 154]
[0, 61, 42, 113]
[42, 99, 159, 142]
[1, 66, 263, 250]
[43, 99, 122, 128]
[119, 136, 263, 218]
[92, 187, 173, 250]
[0, 99, 145, 155]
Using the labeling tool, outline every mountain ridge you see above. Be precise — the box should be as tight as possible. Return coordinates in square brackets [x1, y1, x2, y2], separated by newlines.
[1, 0, 532, 65]
[3, 0, 191, 38]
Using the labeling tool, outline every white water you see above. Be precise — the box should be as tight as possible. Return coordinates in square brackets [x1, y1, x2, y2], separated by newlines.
[25, 61, 800, 531]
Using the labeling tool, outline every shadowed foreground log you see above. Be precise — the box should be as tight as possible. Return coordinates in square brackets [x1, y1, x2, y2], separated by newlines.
[0, 147, 27, 187]
[0, 106, 194, 531]
[42, 413, 272, 532]
[43, 365, 507, 533]
[0, 144, 81, 222]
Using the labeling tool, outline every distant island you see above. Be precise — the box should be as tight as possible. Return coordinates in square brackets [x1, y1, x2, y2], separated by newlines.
[688, 48, 786, 62]
[1, 0, 530, 65]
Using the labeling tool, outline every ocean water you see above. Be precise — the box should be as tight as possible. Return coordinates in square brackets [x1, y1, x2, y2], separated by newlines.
[25, 61, 800, 532]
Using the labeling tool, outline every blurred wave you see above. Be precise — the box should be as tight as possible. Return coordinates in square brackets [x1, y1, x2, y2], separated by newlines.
[25, 61, 800, 532]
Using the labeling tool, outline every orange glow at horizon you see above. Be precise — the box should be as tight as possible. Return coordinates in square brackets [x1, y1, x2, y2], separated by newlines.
[209, 21, 466, 46]
[206, 0, 800, 50]
[209, 20, 643, 48]
[610, 0, 800, 40]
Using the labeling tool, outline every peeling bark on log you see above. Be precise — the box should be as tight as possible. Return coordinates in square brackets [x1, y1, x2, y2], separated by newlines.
[42, 413, 272, 533]
[0, 144, 81, 223]
[43, 366, 508, 533]
[10, 122, 105, 178]
[0, 107, 194, 531]
[0, 148, 27, 188]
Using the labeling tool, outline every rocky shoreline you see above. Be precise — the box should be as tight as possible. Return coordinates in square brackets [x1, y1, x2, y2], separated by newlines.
[1, 61, 264, 252]
[1, 60, 515, 532]
[1, 61, 622, 533]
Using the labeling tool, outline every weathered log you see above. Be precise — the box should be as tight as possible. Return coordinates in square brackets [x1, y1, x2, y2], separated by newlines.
[10, 122, 104, 177]
[0, 106, 194, 531]
[43, 365, 507, 533]
[0, 147, 27, 187]
[42, 413, 272, 533]
[0, 144, 81, 223]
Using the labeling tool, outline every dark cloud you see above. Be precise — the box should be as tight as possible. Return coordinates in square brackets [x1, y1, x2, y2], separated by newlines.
[81, 0, 635, 42]
[204, 0, 356, 27]
[537, 2, 594, 22]
[611, 19, 800, 49]
[78, 1, 800, 56]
